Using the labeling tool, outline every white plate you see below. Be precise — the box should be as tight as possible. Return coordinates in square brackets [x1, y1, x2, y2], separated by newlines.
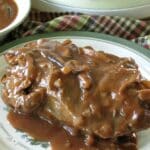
[0, 32, 150, 150]
[31, 0, 150, 18]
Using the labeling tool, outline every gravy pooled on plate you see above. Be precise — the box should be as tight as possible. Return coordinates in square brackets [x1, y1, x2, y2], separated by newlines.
[8, 111, 137, 150]
[0, 0, 18, 30]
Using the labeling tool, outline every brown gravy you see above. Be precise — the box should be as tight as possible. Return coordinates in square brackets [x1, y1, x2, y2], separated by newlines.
[8, 111, 137, 150]
[0, 0, 18, 30]
[2, 39, 150, 150]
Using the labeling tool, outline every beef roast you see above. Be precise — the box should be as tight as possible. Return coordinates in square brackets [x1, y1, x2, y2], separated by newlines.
[1, 39, 150, 139]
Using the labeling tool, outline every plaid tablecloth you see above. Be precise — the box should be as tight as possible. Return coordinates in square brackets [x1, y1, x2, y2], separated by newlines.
[4, 10, 150, 50]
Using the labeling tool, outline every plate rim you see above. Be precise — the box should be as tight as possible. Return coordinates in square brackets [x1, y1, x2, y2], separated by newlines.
[0, 31, 150, 58]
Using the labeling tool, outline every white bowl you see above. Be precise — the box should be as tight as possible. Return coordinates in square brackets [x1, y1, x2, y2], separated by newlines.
[0, 0, 31, 41]
[32, 0, 150, 18]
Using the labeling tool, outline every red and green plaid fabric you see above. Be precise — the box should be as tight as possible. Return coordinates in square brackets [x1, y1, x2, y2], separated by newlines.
[5, 11, 150, 50]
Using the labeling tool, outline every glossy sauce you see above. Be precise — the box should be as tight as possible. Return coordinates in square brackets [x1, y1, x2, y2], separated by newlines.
[2, 40, 150, 139]
[8, 111, 137, 150]
[0, 0, 18, 30]
[3, 39, 150, 150]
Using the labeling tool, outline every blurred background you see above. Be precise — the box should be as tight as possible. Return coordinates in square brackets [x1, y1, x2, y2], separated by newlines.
[31, 0, 150, 18]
